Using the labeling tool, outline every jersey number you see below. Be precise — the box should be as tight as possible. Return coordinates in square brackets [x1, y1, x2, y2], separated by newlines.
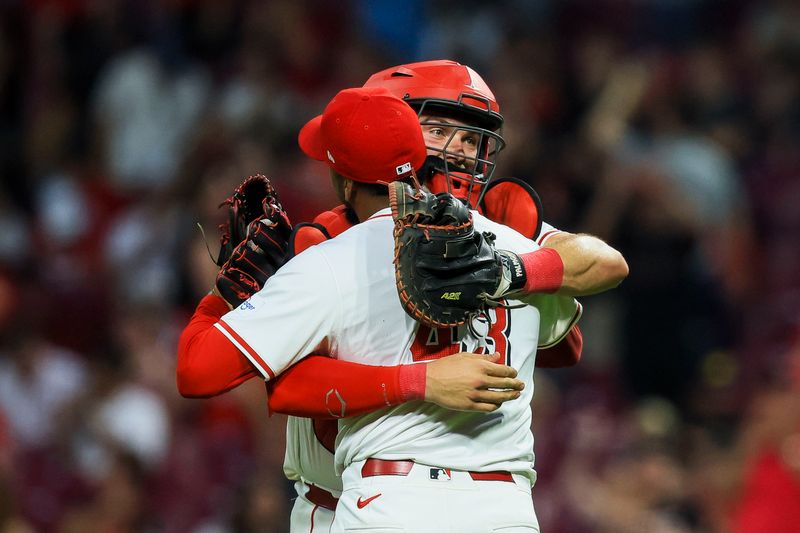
[409, 307, 511, 365]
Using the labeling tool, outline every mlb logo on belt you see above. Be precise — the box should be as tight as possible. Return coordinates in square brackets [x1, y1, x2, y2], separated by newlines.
[429, 468, 451, 481]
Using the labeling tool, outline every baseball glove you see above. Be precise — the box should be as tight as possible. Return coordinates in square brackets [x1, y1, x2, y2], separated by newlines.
[214, 174, 292, 307]
[389, 181, 523, 329]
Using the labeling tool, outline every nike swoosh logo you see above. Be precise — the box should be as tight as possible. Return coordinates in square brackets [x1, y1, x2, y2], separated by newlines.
[356, 493, 382, 509]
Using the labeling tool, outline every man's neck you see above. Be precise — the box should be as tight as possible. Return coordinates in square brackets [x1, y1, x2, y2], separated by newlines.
[351, 195, 389, 223]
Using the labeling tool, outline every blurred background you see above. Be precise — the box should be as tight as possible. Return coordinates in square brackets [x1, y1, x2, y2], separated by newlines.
[0, 0, 799, 531]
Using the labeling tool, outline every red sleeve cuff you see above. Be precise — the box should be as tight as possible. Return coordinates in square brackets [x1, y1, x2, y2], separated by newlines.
[398, 363, 427, 402]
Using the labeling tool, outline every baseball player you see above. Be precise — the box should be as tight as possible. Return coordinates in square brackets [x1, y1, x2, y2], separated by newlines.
[181, 87, 584, 531]
[179, 61, 627, 531]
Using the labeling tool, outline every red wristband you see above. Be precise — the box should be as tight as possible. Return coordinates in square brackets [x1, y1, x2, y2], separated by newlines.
[521, 248, 564, 294]
[397, 364, 427, 402]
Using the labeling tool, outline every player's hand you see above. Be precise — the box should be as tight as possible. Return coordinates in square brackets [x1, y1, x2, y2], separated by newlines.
[424, 352, 524, 412]
[215, 217, 289, 307]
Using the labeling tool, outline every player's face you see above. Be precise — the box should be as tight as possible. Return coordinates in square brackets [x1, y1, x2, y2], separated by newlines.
[419, 114, 480, 171]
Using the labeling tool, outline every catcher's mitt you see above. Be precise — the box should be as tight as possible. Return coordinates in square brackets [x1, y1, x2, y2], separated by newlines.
[389, 181, 524, 329]
[214, 174, 292, 307]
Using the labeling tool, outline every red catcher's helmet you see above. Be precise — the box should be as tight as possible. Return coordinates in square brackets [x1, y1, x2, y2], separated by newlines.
[363, 60, 506, 207]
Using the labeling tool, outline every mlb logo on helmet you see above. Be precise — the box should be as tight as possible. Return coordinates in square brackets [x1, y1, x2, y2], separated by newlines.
[298, 87, 427, 184]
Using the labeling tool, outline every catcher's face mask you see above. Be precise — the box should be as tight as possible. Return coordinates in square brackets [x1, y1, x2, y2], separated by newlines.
[418, 112, 505, 208]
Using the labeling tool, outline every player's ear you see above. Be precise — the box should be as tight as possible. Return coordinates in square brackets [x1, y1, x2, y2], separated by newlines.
[329, 169, 349, 203]
[342, 178, 355, 203]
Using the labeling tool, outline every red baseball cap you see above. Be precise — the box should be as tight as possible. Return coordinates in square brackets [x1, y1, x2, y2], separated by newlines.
[298, 87, 427, 184]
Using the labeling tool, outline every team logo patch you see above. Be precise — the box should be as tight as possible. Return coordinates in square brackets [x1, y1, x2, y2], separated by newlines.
[396, 162, 412, 175]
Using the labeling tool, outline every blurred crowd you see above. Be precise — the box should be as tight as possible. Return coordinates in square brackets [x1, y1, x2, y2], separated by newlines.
[0, 0, 798, 532]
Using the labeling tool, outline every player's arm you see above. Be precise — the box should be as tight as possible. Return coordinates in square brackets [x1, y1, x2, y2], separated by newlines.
[540, 230, 629, 296]
[179, 204, 524, 407]
[267, 350, 523, 418]
[177, 194, 343, 397]
[481, 179, 628, 297]
[177, 293, 523, 412]
[494, 227, 627, 299]
[176, 293, 261, 397]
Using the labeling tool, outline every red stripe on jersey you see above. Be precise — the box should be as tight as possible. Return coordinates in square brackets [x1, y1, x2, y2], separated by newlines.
[537, 229, 561, 246]
[177, 294, 261, 397]
[216, 320, 275, 379]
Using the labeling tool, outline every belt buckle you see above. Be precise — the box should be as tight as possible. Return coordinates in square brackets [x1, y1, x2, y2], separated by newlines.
[429, 468, 452, 481]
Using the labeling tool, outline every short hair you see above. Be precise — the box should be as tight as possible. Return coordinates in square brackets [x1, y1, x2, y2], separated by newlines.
[354, 180, 392, 198]
[332, 169, 414, 198]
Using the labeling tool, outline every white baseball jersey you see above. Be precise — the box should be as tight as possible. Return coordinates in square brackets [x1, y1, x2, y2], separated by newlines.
[536, 221, 563, 247]
[283, 416, 337, 532]
[217, 208, 580, 482]
[280, 220, 574, 532]
[283, 417, 339, 493]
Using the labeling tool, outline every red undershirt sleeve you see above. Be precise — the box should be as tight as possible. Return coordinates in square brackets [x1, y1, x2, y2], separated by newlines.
[267, 356, 427, 419]
[177, 294, 261, 397]
[177, 294, 429, 414]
